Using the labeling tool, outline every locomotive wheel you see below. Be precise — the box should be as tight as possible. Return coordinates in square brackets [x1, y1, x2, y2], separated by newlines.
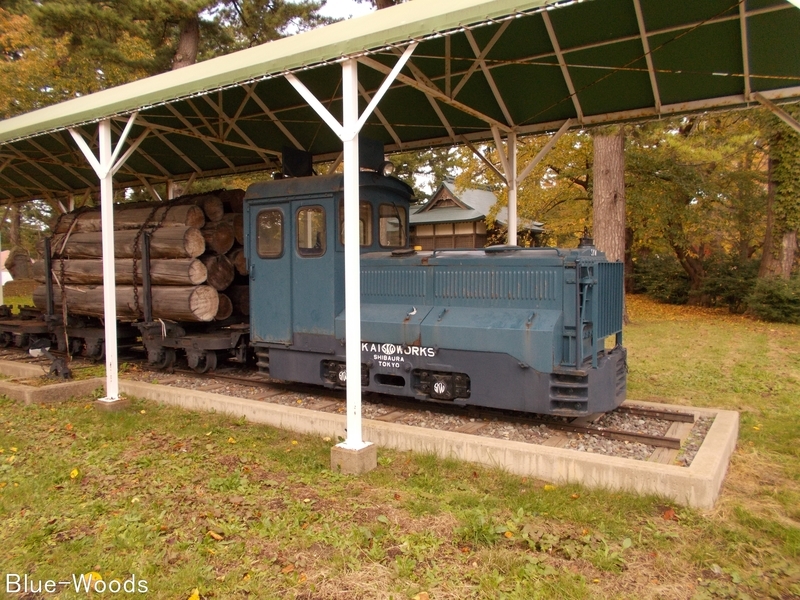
[152, 348, 176, 370]
[0, 332, 12, 347]
[188, 350, 217, 373]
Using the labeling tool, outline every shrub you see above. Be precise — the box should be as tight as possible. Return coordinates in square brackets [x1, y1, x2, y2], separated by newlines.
[694, 256, 759, 313]
[632, 254, 691, 305]
[747, 277, 800, 324]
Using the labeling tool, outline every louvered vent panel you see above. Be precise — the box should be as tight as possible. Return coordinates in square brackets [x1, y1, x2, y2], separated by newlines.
[434, 269, 557, 301]
[361, 269, 426, 298]
[596, 262, 623, 338]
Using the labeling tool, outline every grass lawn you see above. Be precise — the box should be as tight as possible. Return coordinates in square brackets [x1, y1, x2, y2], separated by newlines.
[0, 295, 798, 599]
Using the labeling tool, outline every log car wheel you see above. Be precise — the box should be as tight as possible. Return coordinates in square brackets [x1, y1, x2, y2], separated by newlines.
[187, 349, 217, 373]
[152, 348, 177, 370]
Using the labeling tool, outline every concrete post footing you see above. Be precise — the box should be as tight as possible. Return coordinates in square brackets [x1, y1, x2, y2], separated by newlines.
[331, 442, 377, 475]
[93, 397, 131, 412]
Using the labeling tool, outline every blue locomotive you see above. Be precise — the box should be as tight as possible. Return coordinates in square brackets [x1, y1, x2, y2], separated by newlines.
[244, 171, 626, 416]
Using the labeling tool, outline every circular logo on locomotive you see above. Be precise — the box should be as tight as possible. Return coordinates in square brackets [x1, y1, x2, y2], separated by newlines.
[433, 381, 447, 395]
[338, 370, 347, 383]
[381, 343, 396, 355]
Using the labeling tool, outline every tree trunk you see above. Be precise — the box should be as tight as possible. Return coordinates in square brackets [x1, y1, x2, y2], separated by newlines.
[201, 253, 235, 291]
[228, 285, 249, 316]
[48, 226, 205, 259]
[227, 246, 247, 276]
[223, 213, 244, 245]
[593, 130, 626, 263]
[33, 284, 219, 322]
[780, 230, 797, 279]
[593, 128, 628, 321]
[53, 204, 205, 233]
[179, 194, 224, 222]
[33, 258, 207, 286]
[759, 152, 781, 278]
[201, 220, 235, 255]
[9, 204, 20, 246]
[220, 189, 245, 213]
[215, 293, 233, 320]
[172, 16, 200, 69]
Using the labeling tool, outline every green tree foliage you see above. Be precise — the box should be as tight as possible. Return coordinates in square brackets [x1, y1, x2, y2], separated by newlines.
[1, 0, 330, 117]
[0, 7, 153, 117]
[454, 133, 592, 247]
[767, 106, 800, 235]
[626, 113, 768, 297]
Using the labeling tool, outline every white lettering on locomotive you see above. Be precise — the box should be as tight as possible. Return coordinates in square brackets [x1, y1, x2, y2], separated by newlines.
[361, 342, 436, 358]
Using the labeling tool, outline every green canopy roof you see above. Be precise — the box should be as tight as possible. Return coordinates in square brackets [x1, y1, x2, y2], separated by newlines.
[1, 0, 798, 204]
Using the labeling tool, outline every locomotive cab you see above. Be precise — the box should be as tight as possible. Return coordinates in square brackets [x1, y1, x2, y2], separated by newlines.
[244, 170, 414, 377]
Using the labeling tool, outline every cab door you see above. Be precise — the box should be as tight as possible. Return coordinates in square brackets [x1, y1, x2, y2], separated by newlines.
[248, 202, 292, 344]
[290, 200, 336, 340]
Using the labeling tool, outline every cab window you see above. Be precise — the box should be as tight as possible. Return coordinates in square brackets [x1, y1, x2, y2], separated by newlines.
[296, 206, 326, 257]
[256, 209, 283, 258]
[379, 203, 407, 248]
[338, 201, 373, 246]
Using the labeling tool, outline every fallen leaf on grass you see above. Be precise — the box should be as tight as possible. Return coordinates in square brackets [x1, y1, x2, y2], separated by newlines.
[70, 469, 79, 479]
[662, 508, 677, 521]
[543, 484, 556, 491]
[281, 564, 295, 574]
[504, 531, 514, 539]
[187, 588, 200, 600]
[571, 494, 580, 500]
[65, 423, 73, 431]
[412, 593, 430, 600]
[84, 572, 103, 589]
[207, 530, 223, 541]
[227, 437, 236, 444]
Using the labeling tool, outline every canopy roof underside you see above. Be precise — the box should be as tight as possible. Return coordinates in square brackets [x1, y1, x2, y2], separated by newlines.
[0, 0, 798, 204]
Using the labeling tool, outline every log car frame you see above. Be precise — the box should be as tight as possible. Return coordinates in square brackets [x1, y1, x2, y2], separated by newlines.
[245, 171, 627, 416]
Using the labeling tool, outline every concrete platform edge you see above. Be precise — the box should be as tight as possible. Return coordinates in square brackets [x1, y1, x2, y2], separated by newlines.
[0, 376, 106, 404]
[118, 380, 739, 510]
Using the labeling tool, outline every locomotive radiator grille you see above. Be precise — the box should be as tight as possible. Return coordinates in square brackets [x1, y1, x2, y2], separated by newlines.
[434, 269, 558, 301]
[595, 262, 624, 339]
[362, 269, 426, 298]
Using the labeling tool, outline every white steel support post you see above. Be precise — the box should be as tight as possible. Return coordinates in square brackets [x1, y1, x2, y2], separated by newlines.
[507, 132, 518, 246]
[97, 120, 119, 401]
[69, 114, 140, 403]
[286, 45, 417, 466]
[475, 120, 572, 247]
[341, 58, 364, 449]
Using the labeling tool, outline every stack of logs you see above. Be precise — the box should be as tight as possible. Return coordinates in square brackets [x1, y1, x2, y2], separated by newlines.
[33, 190, 250, 322]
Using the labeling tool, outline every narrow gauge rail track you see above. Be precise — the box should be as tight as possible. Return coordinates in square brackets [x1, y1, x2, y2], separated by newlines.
[0, 347, 695, 452]
[167, 367, 694, 451]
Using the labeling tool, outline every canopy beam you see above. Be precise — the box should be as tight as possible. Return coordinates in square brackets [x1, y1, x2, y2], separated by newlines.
[633, 0, 662, 113]
[542, 11, 584, 124]
[739, 0, 752, 101]
[755, 93, 800, 134]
